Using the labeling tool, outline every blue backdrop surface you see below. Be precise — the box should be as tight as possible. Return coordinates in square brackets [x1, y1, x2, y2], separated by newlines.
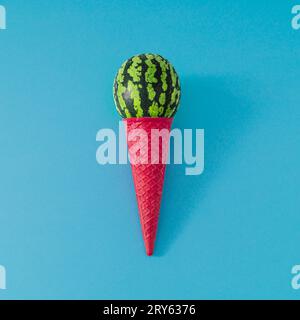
[0, 0, 299, 299]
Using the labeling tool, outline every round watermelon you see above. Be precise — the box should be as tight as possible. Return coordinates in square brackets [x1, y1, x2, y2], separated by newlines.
[113, 54, 181, 118]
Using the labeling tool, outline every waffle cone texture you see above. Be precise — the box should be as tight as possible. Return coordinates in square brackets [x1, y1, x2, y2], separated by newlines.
[125, 117, 173, 255]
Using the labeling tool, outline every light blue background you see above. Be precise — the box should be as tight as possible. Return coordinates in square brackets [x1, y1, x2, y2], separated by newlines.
[0, 0, 299, 299]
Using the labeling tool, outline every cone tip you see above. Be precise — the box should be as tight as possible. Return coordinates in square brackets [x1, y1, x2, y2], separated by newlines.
[145, 242, 154, 256]
[146, 248, 154, 256]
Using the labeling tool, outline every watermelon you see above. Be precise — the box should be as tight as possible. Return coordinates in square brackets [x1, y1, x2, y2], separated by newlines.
[113, 54, 181, 118]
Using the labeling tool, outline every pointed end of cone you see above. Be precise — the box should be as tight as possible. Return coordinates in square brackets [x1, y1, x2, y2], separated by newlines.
[145, 240, 154, 256]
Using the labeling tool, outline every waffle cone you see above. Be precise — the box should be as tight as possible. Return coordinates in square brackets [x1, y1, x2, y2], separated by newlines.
[124, 117, 173, 256]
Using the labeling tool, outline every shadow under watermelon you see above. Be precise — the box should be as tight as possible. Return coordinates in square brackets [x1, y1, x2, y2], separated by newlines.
[155, 74, 260, 256]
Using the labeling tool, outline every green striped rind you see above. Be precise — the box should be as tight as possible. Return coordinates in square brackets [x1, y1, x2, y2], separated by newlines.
[113, 54, 181, 118]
